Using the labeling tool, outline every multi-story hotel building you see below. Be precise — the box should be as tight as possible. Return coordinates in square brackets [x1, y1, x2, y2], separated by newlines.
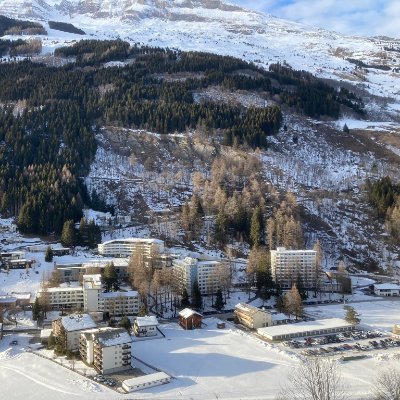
[97, 238, 165, 258]
[80, 327, 132, 374]
[172, 256, 221, 296]
[270, 247, 317, 289]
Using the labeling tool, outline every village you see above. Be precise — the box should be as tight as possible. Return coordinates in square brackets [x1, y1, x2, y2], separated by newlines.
[1, 216, 400, 398]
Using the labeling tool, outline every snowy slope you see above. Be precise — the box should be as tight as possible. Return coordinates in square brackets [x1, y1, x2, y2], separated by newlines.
[1, 0, 400, 113]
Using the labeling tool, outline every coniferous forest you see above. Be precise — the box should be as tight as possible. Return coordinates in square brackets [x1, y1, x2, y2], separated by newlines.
[0, 40, 364, 236]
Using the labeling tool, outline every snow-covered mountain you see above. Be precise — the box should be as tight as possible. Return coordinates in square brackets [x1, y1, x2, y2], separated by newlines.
[1, 0, 400, 116]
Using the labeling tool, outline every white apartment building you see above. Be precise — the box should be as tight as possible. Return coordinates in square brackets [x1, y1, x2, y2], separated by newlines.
[133, 316, 159, 337]
[172, 257, 221, 296]
[52, 313, 97, 352]
[83, 274, 140, 316]
[38, 275, 140, 316]
[39, 286, 84, 310]
[80, 327, 132, 374]
[98, 238, 165, 258]
[373, 283, 400, 297]
[270, 247, 317, 289]
[234, 303, 272, 329]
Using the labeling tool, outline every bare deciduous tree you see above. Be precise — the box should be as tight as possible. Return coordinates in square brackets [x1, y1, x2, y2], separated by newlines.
[278, 356, 348, 400]
[374, 368, 400, 400]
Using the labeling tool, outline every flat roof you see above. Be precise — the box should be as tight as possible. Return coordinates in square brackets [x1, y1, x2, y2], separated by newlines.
[45, 287, 83, 293]
[374, 283, 400, 290]
[258, 318, 353, 338]
[101, 238, 164, 245]
[123, 372, 170, 387]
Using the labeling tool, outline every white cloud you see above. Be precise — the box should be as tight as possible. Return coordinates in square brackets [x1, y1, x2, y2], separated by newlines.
[229, 0, 400, 38]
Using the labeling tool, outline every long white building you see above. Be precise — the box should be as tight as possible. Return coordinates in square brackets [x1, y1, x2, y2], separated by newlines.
[38, 274, 140, 316]
[270, 247, 317, 289]
[98, 238, 165, 258]
[172, 256, 221, 295]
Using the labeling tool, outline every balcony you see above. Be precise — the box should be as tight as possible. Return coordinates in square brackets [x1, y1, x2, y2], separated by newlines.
[122, 355, 131, 361]
[122, 344, 130, 349]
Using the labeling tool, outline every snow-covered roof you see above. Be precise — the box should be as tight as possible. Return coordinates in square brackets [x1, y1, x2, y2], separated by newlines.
[123, 372, 170, 387]
[101, 238, 164, 245]
[235, 303, 270, 316]
[60, 314, 97, 332]
[135, 316, 158, 327]
[45, 286, 83, 293]
[95, 328, 132, 347]
[82, 274, 102, 289]
[40, 328, 53, 339]
[0, 295, 17, 303]
[11, 292, 31, 300]
[272, 313, 289, 321]
[258, 318, 353, 338]
[101, 290, 138, 299]
[374, 283, 400, 290]
[179, 308, 203, 318]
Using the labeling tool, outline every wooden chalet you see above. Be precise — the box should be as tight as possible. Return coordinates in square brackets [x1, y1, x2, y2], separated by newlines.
[178, 308, 203, 330]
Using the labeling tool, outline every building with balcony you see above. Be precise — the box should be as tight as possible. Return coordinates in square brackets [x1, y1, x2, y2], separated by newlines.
[133, 316, 159, 337]
[98, 238, 165, 259]
[172, 256, 221, 296]
[52, 313, 97, 352]
[270, 247, 317, 289]
[80, 327, 132, 374]
[234, 303, 272, 329]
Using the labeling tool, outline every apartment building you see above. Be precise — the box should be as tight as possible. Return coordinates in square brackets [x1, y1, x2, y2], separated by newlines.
[98, 238, 165, 258]
[133, 316, 159, 337]
[40, 286, 84, 310]
[234, 303, 272, 329]
[83, 274, 140, 316]
[80, 327, 132, 374]
[52, 313, 97, 352]
[172, 256, 221, 296]
[38, 275, 140, 316]
[270, 247, 317, 289]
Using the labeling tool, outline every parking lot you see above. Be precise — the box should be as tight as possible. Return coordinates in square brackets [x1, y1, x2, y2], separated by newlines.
[280, 329, 400, 357]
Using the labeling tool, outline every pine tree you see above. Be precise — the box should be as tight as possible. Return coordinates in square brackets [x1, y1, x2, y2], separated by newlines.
[296, 276, 308, 300]
[119, 316, 132, 332]
[32, 297, 41, 321]
[344, 305, 360, 325]
[60, 220, 77, 247]
[181, 288, 190, 308]
[214, 289, 224, 310]
[44, 246, 53, 262]
[250, 206, 262, 248]
[102, 262, 118, 292]
[191, 280, 202, 310]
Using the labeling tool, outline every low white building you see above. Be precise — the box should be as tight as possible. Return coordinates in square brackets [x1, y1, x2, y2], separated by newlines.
[257, 318, 355, 341]
[234, 303, 272, 329]
[52, 313, 97, 352]
[80, 327, 132, 374]
[373, 283, 400, 297]
[122, 372, 170, 392]
[133, 316, 159, 337]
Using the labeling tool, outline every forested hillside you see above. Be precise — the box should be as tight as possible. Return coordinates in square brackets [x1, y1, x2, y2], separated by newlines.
[0, 40, 363, 236]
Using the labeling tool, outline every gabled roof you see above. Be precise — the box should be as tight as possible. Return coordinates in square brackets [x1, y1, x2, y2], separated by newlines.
[135, 316, 158, 327]
[178, 308, 203, 319]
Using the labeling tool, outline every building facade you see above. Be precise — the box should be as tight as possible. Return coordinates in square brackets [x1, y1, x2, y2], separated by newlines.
[38, 274, 140, 316]
[172, 257, 221, 296]
[80, 327, 132, 374]
[52, 313, 97, 352]
[234, 303, 272, 329]
[133, 316, 159, 337]
[373, 283, 400, 297]
[270, 247, 317, 289]
[98, 238, 165, 258]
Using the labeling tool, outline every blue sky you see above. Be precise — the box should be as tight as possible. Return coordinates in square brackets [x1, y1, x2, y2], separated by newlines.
[229, 0, 399, 37]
